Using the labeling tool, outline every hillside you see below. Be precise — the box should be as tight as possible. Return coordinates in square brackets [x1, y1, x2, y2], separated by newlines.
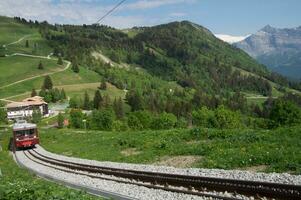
[0, 16, 126, 103]
[42, 20, 289, 97]
[235, 25, 301, 79]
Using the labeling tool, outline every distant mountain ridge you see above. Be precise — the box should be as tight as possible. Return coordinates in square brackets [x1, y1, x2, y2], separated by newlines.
[235, 25, 301, 79]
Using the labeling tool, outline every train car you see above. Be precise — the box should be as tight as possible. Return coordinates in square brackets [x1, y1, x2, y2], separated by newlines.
[13, 120, 39, 149]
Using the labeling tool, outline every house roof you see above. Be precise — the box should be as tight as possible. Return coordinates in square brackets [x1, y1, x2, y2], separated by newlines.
[6, 96, 47, 108]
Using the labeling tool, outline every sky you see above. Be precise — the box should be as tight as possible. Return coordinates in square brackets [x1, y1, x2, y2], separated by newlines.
[0, 0, 300, 35]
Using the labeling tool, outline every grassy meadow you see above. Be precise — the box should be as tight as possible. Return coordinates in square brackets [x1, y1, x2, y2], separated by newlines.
[39, 126, 301, 174]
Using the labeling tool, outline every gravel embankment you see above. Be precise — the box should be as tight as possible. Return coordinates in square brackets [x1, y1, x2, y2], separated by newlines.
[17, 150, 244, 200]
[36, 145, 301, 185]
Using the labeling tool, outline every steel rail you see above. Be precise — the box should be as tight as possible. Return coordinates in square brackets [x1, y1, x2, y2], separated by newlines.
[25, 150, 237, 200]
[31, 149, 301, 200]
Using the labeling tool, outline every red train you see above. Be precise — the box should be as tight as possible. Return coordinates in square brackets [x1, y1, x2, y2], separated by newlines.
[13, 120, 39, 149]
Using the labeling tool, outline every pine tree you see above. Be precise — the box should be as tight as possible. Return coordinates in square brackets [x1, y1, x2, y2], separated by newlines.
[100, 78, 107, 90]
[42, 75, 53, 90]
[102, 95, 111, 108]
[57, 112, 64, 129]
[93, 90, 102, 109]
[71, 61, 79, 73]
[113, 97, 124, 119]
[38, 61, 44, 70]
[32, 109, 42, 123]
[60, 88, 66, 100]
[31, 88, 37, 97]
[57, 56, 63, 65]
[83, 91, 90, 110]
[25, 40, 29, 48]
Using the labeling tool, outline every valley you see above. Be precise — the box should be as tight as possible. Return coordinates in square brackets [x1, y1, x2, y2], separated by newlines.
[0, 14, 301, 200]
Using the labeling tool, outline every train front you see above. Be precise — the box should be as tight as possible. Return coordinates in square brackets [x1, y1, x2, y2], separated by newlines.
[13, 120, 39, 149]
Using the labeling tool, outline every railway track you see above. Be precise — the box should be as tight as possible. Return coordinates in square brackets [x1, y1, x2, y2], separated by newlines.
[23, 149, 238, 200]
[20, 149, 301, 200]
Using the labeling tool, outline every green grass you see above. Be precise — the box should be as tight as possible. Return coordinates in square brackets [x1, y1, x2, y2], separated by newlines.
[40, 127, 301, 174]
[0, 130, 101, 200]
[0, 56, 63, 86]
[0, 67, 101, 99]
[0, 16, 35, 45]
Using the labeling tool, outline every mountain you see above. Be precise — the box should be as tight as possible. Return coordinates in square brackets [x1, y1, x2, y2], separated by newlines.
[215, 34, 249, 44]
[235, 25, 301, 79]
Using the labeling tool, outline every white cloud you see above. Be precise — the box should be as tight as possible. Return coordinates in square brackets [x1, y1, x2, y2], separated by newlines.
[0, 0, 146, 27]
[0, 0, 195, 28]
[125, 0, 196, 10]
[215, 34, 250, 44]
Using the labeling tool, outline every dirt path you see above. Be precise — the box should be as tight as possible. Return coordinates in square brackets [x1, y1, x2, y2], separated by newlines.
[2, 35, 31, 48]
[0, 54, 71, 89]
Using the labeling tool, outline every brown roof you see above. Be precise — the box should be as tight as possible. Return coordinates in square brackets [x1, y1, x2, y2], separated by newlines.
[6, 96, 47, 108]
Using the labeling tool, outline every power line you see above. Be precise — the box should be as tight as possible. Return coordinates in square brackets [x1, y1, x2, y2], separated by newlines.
[96, 0, 127, 24]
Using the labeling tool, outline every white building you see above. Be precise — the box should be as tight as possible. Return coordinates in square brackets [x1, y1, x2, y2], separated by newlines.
[6, 96, 49, 120]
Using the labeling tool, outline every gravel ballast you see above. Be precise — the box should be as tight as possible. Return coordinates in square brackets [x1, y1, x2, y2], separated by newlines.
[17, 150, 240, 200]
[35, 145, 301, 185]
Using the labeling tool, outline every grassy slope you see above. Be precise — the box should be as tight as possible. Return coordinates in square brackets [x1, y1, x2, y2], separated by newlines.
[40, 127, 301, 174]
[0, 17, 126, 102]
[0, 56, 63, 86]
[0, 16, 35, 45]
[0, 130, 101, 200]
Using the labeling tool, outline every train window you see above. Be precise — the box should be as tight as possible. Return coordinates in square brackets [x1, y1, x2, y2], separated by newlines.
[15, 129, 35, 136]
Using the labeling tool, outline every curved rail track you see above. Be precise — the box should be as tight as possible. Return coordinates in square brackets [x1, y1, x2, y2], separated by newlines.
[21, 149, 301, 200]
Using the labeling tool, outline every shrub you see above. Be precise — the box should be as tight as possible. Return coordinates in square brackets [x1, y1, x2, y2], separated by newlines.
[90, 109, 115, 130]
[213, 106, 242, 129]
[69, 109, 84, 128]
[151, 112, 177, 130]
[57, 113, 64, 129]
[192, 106, 214, 127]
[269, 100, 301, 127]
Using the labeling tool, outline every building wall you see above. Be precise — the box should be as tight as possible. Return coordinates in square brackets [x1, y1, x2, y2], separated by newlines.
[7, 104, 48, 120]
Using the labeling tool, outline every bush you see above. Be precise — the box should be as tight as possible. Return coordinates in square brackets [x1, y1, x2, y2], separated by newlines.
[127, 110, 153, 130]
[213, 106, 242, 129]
[192, 106, 214, 127]
[57, 113, 64, 129]
[127, 114, 143, 130]
[151, 112, 177, 130]
[69, 109, 84, 128]
[269, 100, 301, 127]
[112, 120, 128, 131]
[90, 109, 115, 130]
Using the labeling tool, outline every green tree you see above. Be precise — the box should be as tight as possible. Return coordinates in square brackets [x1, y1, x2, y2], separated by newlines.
[269, 100, 301, 127]
[113, 97, 124, 119]
[32, 109, 42, 123]
[100, 78, 107, 90]
[60, 88, 67, 99]
[57, 112, 64, 129]
[93, 90, 102, 109]
[127, 114, 143, 130]
[90, 109, 115, 130]
[57, 56, 63, 65]
[31, 88, 37, 97]
[151, 112, 177, 130]
[25, 40, 29, 48]
[38, 61, 44, 70]
[126, 90, 144, 111]
[69, 97, 79, 109]
[71, 61, 79, 73]
[192, 106, 214, 127]
[83, 91, 91, 110]
[42, 75, 53, 90]
[0, 102, 7, 123]
[213, 106, 241, 129]
[69, 109, 84, 128]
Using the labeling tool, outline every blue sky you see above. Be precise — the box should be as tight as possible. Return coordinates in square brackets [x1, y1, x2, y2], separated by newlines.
[1, 0, 300, 35]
